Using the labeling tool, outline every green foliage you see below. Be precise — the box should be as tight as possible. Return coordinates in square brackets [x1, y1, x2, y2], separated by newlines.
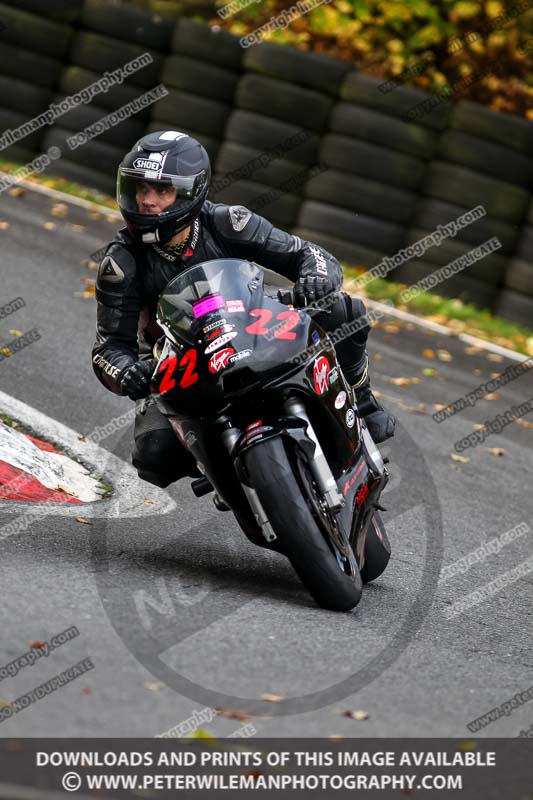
[203, 0, 532, 118]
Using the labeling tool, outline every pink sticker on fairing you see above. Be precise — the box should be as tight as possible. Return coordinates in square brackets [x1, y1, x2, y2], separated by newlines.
[192, 294, 225, 318]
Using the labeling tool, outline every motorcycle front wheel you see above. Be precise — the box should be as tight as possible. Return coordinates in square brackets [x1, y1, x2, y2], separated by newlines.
[242, 435, 362, 612]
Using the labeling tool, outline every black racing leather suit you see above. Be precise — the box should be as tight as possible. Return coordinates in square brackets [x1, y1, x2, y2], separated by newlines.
[92, 200, 370, 487]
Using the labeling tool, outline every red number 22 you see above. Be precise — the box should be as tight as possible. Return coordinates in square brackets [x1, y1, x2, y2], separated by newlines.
[159, 349, 199, 394]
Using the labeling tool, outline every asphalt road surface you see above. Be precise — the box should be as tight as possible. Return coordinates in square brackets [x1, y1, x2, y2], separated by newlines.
[0, 186, 532, 739]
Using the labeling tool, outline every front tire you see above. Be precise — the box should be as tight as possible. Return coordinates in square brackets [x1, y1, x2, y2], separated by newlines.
[242, 436, 362, 611]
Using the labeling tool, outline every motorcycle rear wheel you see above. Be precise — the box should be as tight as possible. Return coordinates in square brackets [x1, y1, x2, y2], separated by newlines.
[360, 510, 391, 583]
[242, 436, 363, 611]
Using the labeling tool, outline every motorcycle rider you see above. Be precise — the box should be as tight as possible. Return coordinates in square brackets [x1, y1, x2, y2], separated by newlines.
[92, 130, 395, 489]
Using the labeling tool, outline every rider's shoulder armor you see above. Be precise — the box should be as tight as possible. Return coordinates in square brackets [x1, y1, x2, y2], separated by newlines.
[95, 229, 140, 306]
[207, 201, 271, 246]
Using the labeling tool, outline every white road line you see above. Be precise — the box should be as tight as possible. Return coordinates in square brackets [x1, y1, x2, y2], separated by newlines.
[0, 390, 176, 518]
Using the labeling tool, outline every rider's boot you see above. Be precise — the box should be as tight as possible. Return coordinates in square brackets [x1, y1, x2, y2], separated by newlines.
[348, 354, 396, 443]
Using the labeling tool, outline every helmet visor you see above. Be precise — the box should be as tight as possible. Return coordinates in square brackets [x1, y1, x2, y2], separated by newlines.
[117, 168, 209, 218]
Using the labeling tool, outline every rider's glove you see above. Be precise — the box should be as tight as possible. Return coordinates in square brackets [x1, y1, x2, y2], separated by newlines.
[120, 359, 157, 400]
[293, 274, 338, 308]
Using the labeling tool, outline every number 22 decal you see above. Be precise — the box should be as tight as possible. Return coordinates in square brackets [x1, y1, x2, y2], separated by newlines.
[159, 348, 199, 393]
[245, 308, 299, 340]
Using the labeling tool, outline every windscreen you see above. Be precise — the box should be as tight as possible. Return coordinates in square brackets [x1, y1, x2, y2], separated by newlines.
[156, 259, 263, 347]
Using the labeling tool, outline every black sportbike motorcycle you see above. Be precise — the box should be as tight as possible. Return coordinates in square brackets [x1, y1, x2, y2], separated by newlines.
[150, 258, 391, 612]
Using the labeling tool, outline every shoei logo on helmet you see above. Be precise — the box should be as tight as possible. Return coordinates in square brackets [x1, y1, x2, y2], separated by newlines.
[133, 158, 161, 171]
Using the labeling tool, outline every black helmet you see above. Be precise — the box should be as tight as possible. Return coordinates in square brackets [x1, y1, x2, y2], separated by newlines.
[117, 130, 211, 244]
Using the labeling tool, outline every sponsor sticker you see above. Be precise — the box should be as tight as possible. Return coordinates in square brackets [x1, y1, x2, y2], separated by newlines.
[206, 324, 234, 340]
[312, 330, 320, 345]
[313, 356, 330, 395]
[192, 294, 225, 319]
[204, 331, 238, 354]
[203, 318, 228, 333]
[226, 299, 245, 313]
[228, 349, 252, 365]
[208, 347, 235, 374]
[328, 367, 339, 385]
[345, 407, 355, 428]
[334, 390, 347, 409]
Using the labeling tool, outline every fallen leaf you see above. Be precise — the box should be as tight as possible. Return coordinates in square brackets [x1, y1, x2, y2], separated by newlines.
[484, 393, 499, 401]
[422, 367, 437, 376]
[515, 418, 533, 429]
[390, 377, 411, 386]
[342, 709, 369, 720]
[43, 221, 56, 230]
[50, 203, 68, 217]
[144, 681, 165, 692]
[189, 729, 217, 740]
[29, 640, 44, 649]
[81, 687, 92, 695]
[422, 349, 435, 359]
[106, 215, 118, 223]
[8, 330, 23, 337]
[487, 447, 506, 456]
[433, 403, 446, 411]
[450, 454, 469, 463]
[0, 698, 12, 710]
[144, 499, 154, 504]
[66, 222, 85, 232]
[456, 740, 477, 751]
[373, 390, 382, 398]
[465, 346, 482, 355]
[472, 369, 482, 376]
[487, 353, 504, 362]
[411, 377, 421, 384]
[75, 517, 94, 525]
[473, 423, 486, 430]
[437, 349, 452, 362]
[89, 211, 103, 221]
[260, 693, 284, 703]
[373, 353, 383, 360]
[215, 707, 251, 722]
[7, 187, 25, 197]
[383, 323, 400, 333]
[0, 221, 10, 230]
[74, 285, 96, 299]
[424, 313, 448, 324]
[0, 347, 12, 357]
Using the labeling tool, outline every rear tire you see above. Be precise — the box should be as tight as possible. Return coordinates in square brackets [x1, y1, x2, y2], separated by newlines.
[360, 511, 391, 584]
[242, 436, 362, 611]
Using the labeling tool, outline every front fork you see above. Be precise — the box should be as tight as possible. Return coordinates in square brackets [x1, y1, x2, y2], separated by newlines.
[217, 397, 345, 545]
